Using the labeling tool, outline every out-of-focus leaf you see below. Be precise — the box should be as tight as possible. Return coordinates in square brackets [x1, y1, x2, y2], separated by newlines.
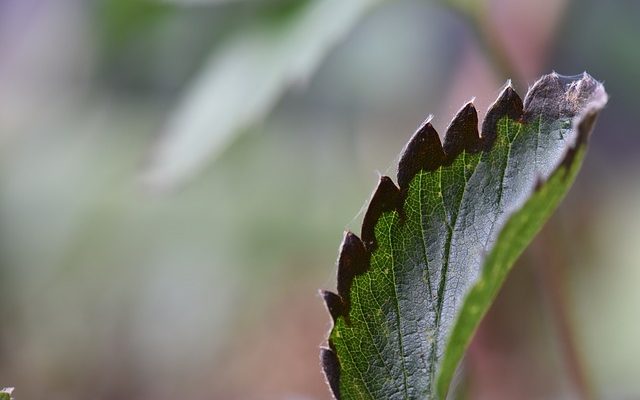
[321, 73, 607, 399]
[0, 388, 13, 400]
[161, 0, 242, 4]
[100, 0, 173, 52]
[144, 0, 380, 188]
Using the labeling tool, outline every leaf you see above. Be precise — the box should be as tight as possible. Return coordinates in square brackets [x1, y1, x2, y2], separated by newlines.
[143, 0, 381, 189]
[321, 72, 607, 399]
[0, 388, 13, 400]
[100, 0, 172, 53]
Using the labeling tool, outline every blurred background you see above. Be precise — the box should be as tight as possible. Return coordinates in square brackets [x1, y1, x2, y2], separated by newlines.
[0, 0, 638, 399]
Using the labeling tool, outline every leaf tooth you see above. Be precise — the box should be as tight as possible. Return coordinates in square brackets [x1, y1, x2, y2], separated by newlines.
[336, 231, 367, 316]
[524, 72, 607, 125]
[321, 290, 344, 323]
[522, 72, 563, 119]
[361, 176, 400, 251]
[480, 84, 524, 149]
[442, 102, 480, 159]
[320, 346, 341, 399]
[397, 120, 445, 189]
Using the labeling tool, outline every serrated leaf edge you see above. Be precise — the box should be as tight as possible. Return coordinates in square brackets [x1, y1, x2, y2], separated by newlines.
[320, 72, 607, 400]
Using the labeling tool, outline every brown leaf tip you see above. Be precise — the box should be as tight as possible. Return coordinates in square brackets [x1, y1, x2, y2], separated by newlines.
[321, 290, 344, 323]
[481, 84, 524, 149]
[361, 176, 400, 250]
[397, 121, 445, 189]
[336, 231, 367, 317]
[321, 346, 341, 399]
[443, 102, 480, 159]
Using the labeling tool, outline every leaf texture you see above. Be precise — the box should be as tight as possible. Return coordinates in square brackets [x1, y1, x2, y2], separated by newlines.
[321, 72, 607, 399]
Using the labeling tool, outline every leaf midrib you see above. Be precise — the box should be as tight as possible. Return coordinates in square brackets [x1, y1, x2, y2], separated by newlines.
[427, 151, 480, 392]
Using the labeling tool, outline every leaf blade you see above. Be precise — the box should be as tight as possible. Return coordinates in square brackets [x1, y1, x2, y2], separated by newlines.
[322, 72, 607, 399]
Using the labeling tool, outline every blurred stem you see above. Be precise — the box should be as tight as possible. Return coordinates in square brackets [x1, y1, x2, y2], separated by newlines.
[532, 225, 594, 400]
[443, 0, 520, 82]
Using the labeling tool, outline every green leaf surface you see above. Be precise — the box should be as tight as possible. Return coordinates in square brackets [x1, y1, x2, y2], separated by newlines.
[321, 72, 607, 399]
[0, 387, 13, 400]
[144, 0, 381, 188]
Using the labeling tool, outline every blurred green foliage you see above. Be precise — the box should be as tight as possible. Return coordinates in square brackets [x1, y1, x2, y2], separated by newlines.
[100, 0, 173, 52]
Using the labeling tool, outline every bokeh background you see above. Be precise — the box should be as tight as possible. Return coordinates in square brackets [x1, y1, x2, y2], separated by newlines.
[0, 0, 638, 399]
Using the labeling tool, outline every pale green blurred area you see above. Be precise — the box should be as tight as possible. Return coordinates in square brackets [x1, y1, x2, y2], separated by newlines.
[0, 0, 638, 399]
